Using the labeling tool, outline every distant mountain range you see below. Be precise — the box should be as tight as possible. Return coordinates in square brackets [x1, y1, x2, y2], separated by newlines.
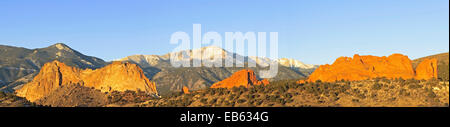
[0, 43, 317, 95]
[0, 43, 106, 92]
[117, 46, 318, 95]
[118, 46, 317, 70]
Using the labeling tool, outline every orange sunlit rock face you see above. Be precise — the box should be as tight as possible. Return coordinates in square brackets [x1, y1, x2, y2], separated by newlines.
[259, 79, 270, 86]
[16, 60, 158, 102]
[298, 54, 438, 83]
[210, 69, 270, 89]
[182, 86, 190, 94]
[415, 58, 438, 80]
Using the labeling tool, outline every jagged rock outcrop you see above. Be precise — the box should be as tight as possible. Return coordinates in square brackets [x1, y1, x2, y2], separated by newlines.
[182, 86, 190, 94]
[415, 58, 438, 80]
[298, 54, 438, 83]
[260, 79, 270, 86]
[16, 60, 158, 102]
[413, 52, 448, 81]
[210, 69, 269, 88]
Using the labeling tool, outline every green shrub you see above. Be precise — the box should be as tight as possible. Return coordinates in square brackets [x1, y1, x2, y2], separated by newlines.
[0, 92, 5, 98]
[396, 78, 405, 83]
[6, 93, 16, 99]
[438, 63, 449, 81]
[283, 93, 293, 99]
[237, 99, 246, 104]
[426, 90, 437, 98]
[224, 101, 231, 106]
[207, 88, 216, 95]
[255, 100, 263, 106]
[277, 86, 287, 93]
[278, 98, 286, 105]
[232, 87, 240, 93]
[228, 94, 236, 101]
[246, 94, 255, 99]
[425, 79, 439, 87]
[269, 95, 277, 102]
[408, 84, 422, 89]
[399, 89, 410, 96]
[209, 98, 218, 104]
[249, 88, 257, 94]
[405, 79, 419, 84]
[200, 98, 208, 104]
[357, 94, 366, 99]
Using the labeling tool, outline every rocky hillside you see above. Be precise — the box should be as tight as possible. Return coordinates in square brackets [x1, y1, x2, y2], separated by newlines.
[140, 79, 448, 107]
[413, 52, 449, 81]
[0, 91, 35, 107]
[0, 43, 106, 92]
[299, 54, 438, 83]
[35, 84, 109, 107]
[16, 60, 158, 102]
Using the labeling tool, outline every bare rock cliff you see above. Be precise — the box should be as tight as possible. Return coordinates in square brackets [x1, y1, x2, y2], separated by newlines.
[210, 69, 269, 89]
[16, 61, 158, 102]
[298, 54, 438, 83]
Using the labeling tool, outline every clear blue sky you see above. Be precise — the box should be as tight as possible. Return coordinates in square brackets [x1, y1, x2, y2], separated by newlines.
[0, 0, 448, 64]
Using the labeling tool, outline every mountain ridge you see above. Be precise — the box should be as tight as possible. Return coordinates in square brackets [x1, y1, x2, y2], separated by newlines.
[117, 46, 316, 95]
[0, 43, 106, 92]
[119, 46, 317, 70]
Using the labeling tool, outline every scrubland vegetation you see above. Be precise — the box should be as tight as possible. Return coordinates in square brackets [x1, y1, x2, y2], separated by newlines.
[140, 78, 449, 107]
[0, 91, 36, 107]
[2, 78, 448, 107]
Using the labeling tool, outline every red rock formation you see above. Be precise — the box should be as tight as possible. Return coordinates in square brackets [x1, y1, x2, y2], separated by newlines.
[182, 86, 190, 94]
[259, 79, 270, 86]
[210, 69, 270, 88]
[16, 60, 158, 102]
[415, 58, 438, 80]
[298, 54, 438, 83]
